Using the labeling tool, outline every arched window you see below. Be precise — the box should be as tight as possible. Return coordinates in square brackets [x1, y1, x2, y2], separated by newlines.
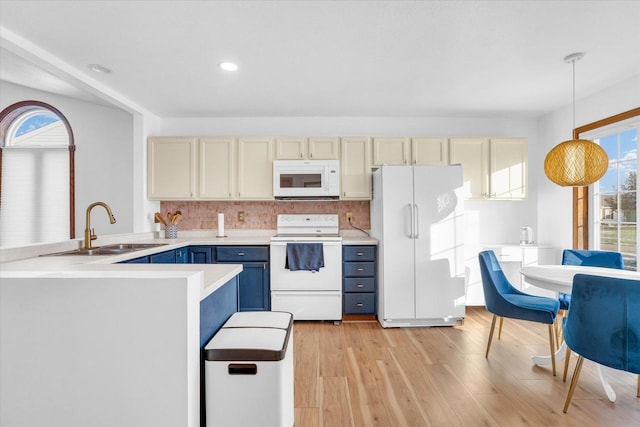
[0, 101, 75, 247]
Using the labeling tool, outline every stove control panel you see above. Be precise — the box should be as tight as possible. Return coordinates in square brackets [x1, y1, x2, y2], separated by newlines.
[276, 214, 339, 235]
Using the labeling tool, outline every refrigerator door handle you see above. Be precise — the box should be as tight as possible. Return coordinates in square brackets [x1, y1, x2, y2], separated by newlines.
[406, 203, 414, 238]
[414, 203, 420, 238]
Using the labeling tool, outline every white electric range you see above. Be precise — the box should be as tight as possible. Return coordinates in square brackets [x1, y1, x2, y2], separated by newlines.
[270, 214, 342, 321]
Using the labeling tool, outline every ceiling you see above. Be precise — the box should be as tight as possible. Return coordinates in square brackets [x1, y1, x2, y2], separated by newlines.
[1, 1, 639, 119]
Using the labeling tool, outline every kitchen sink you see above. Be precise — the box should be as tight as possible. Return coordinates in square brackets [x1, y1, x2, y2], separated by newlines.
[42, 243, 168, 256]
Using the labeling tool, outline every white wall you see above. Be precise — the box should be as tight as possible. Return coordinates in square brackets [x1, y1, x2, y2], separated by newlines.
[0, 81, 135, 239]
[160, 115, 540, 245]
[535, 75, 640, 253]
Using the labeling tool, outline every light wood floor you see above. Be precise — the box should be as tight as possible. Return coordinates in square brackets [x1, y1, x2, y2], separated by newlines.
[292, 307, 639, 427]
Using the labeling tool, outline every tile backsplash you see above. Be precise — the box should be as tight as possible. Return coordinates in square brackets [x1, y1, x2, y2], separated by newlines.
[160, 200, 371, 230]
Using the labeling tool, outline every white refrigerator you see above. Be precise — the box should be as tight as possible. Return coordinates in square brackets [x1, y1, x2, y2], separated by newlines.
[370, 165, 466, 327]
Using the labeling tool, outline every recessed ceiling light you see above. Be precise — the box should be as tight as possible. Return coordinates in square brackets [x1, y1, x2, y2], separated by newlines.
[88, 64, 111, 74]
[220, 62, 238, 71]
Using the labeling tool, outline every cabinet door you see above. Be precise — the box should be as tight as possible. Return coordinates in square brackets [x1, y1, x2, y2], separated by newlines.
[490, 138, 527, 199]
[449, 138, 489, 199]
[308, 137, 339, 160]
[372, 137, 409, 166]
[411, 137, 448, 165]
[340, 137, 371, 200]
[147, 137, 197, 200]
[175, 247, 188, 264]
[275, 137, 306, 159]
[150, 250, 176, 264]
[237, 262, 270, 311]
[199, 137, 235, 199]
[237, 137, 274, 199]
[188, 246, 212, 264]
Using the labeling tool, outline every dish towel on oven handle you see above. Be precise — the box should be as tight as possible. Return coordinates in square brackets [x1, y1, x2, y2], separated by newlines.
[285, 243, 325, 272]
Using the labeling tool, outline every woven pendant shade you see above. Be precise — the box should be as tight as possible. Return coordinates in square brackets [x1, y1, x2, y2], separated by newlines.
[544, 138, 608, 186]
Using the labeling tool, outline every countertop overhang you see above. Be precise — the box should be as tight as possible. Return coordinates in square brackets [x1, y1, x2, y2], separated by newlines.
[0, 229, 376, 300]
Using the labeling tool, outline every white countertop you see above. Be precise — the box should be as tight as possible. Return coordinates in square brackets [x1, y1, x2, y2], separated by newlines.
[1, 229, 377, 264]
[0, 229, 376, 299]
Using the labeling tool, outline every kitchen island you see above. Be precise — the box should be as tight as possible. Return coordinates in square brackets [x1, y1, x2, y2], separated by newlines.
[1, 252, 242, 427]
[0, 229, 376, 427]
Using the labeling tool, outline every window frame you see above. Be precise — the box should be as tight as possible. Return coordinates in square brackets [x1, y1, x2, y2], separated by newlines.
[0, 100, 76, 240]
[573, 107, 640, 249]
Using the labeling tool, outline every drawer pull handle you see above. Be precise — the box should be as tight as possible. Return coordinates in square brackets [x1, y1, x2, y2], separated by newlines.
[356, 268, 364, 271]
[356, 284, 364, 288]
[237, 252, 245, 256]
[356, 252, 364, 256]
[356, 303, 364, 307]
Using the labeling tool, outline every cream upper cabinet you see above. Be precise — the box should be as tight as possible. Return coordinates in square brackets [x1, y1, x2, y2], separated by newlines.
[411, 137, 448, 165]
[489, 138, 527, 199]
[372, 137, 409, 166]
[308, 137, 340, 159]
[372, 137, 449, 166]
[275, 137, 306, 159]
[450, 137, 527, 200]
[147, 137, 197, 200]
[449, 138, 490, 199]
[199, 137, 236, 199]
[275, 137, 339, 160]
[237, 137, 274, 199]
[341, 137, 371, 200]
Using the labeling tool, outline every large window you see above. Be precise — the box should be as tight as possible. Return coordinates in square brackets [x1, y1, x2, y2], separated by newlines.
[0, 101, 75, 248]
[583, 116, 638, 271]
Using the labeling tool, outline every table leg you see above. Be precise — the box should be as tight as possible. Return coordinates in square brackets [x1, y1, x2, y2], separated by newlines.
[597, 365, 617, 402]
[532, 340, 566, 366]
[532, 344, 617, 402]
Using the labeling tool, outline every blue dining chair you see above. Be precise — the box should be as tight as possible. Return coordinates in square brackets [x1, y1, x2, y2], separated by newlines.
[479, 250, 560, 375]
[559, 249, 625, 379]
[562, 273, 640, 413]
[559, 249, 625, 310]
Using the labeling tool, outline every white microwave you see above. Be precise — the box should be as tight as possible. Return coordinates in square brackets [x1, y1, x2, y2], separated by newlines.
[273, 160, 340, 199]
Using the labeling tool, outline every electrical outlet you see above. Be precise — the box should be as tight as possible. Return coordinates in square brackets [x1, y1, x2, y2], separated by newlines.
[346, 212, 354, 223]
[238, 211, 245, 222]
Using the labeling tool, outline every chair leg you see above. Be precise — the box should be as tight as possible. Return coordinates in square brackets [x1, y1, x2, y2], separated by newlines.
[486, 314, 497, 358]
[554, 311, 565, 351]
[563, 345, 572, 382]
[498, 316, 504, 339]
[548, 324, 556, 376]
[563, 356, 585, 413]
[554, 312, 561, 350]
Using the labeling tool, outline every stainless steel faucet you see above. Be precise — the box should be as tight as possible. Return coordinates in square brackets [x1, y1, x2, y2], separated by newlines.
[84, 202, 116, 249]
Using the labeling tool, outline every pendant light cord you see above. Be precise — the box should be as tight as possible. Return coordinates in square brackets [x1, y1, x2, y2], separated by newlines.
[572, 58, 576, 135]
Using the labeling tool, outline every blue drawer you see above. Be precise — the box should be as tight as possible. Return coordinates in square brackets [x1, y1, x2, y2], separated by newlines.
[344, 293, 375, 314]
[216, 246, 269, 262]
[344, 277, 375, 293]
[343, 246, 376, 262]
[343, 262, 375, 277]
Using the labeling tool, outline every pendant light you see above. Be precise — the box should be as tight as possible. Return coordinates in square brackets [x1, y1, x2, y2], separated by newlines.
[544, 52, 608, 187]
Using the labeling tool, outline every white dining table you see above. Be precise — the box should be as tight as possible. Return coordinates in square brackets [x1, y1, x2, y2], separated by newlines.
[520, 264, 640, 402]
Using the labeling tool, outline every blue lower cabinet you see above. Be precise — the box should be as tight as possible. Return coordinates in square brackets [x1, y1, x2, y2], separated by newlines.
[175, 247, 188, 263]
[150, 249, 176, 264]
[214, 246, 270, 311]
[199, 275, 239, 426]
[235, 262, 270, 311]
[188, 246, 213, 264]
[343, 245, 377, 316]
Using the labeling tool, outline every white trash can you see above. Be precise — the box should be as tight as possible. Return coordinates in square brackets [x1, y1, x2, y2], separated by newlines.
[204, 311, 294, 427]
